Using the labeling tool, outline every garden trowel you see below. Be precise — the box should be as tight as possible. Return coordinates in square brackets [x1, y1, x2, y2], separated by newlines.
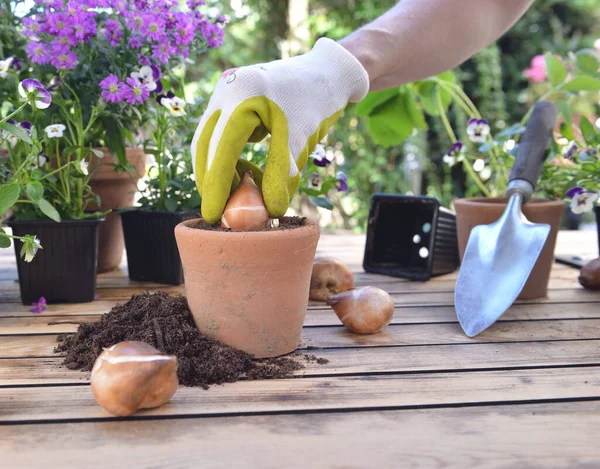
[455, 101, 558, 337]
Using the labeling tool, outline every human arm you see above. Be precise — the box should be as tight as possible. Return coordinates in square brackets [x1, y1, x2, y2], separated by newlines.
[339, 0, 534, 91]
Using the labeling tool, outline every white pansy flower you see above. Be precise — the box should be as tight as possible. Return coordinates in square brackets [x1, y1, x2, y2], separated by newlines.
[44, 124, 66, 138]
[79, 160, 89, 175]
[0, 57, 14, 78]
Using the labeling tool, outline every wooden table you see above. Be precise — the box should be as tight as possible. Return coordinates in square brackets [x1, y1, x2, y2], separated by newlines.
[1, 230, 599, 468]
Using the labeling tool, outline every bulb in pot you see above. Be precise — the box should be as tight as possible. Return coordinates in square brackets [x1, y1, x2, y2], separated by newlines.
[221, 171, 270, 230]
[327, 286, 394, 334]
[309, 257, 354, 301]
[91, 341, 178, 417]
[579, 258, 600, 290]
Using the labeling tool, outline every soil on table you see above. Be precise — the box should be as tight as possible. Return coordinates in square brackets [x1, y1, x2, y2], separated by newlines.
[191, 216, 307, 232]
[55, 291, 327, 389]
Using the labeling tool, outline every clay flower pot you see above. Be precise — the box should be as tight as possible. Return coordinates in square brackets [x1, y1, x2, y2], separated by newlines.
[88, 148, 146, 273]
[174, 218, 321, 358]
[595, 206, 600, 256]
[454, 197, 564, 299]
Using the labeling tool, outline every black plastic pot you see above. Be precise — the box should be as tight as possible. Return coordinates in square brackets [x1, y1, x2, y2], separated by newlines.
[595, 206, 600, 256]
[8, 217, 103, 305]
[363, 194, 459, 281]
[121, 210, 198, 285]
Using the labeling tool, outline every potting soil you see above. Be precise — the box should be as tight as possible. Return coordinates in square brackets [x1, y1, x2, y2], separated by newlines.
[190, 216, 307, 232]
[56, 291, 326, 389]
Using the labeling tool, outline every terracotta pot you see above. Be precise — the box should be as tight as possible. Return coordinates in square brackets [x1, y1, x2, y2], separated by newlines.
[595, 206, 600, 256]
[175, 218, 321, 358]
[89, 148, 146, 273]
[454, 197, 564, 299]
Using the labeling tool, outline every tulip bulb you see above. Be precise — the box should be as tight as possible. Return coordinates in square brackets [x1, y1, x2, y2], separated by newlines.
[309, 257, 354, 301]
[221, 171, 270, 230]
[327, 286, 394, 334]
[91, 341, 178, 417]
[579, 258, 600, 290]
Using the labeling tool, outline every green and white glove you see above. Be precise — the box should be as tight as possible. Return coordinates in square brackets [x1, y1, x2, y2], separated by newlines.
[191, 37, 370, 223]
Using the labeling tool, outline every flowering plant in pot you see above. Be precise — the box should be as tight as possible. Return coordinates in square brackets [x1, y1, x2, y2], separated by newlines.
[10, 0, 225, 272]
[1, 77, 105, 305]
[357, 47, 600, 298]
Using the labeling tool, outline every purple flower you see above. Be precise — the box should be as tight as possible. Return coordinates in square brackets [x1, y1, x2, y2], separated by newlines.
[18, 79, 52, 109]
[141, 13, 165, 41]
[30, 296, 47, 314]
[47, 76, 62, 91]
[51, 45, 78, 70]
[124, 77, 150, 105]
[174, 15, 195, 45]
[26, 41, 50, 65]
[204, 23, 224, 48]
[564, 142, 579, 160]
[12, 57, 23, 71]
[442, 141, 465, 167]
[22, 18, 42, 38]
[100, 74, 126, 103]
[187, 0, 205, 7]
[104, 19, 123, 46]
[466, 118, 490, 143]
[336, 171, 348, 192]
[151, 42, 175, 63]
[310, 144, 331, 167]
[128, 35, 144, 49]
[46, 12, 70, 36]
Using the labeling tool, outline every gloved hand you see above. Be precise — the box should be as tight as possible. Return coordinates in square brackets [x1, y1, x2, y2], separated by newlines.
[191, 37, 370, 223]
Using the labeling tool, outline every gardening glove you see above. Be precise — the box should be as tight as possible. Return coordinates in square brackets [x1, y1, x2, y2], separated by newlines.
[191, 37, 370, 223]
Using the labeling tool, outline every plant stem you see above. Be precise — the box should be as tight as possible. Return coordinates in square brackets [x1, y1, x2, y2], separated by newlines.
[0, 103, 28, 126]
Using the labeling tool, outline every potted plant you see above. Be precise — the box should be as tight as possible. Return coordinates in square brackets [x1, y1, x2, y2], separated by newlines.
[1, 78, 104, 305]
[356, 47, 600, 299]
[14, 0, 226, 272]
[174, 134, 349, 358]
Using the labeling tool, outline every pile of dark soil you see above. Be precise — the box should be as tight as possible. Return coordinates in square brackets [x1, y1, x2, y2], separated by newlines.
[55, 291, 326, 389]
[190, 216, 307, 232]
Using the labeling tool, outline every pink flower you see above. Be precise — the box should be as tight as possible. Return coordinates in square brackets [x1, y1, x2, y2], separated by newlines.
[123, 77, 150, 105]
[523, 55, 547, 83]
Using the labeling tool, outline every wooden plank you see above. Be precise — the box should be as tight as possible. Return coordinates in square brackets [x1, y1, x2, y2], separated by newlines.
[3, 319, 600, 359]
[4, 301, 600, 334]
[2, 340, 600, 386]
[2, 366, 600, 423]
[2, 401, 599, 469]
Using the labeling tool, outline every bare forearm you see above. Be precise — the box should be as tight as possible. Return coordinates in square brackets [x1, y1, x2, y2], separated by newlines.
[339, 0, 534, 91]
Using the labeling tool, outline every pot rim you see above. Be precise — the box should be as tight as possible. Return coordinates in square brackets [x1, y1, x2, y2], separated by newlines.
[175, 216, 320, 240]
[453, 197, 565, 208]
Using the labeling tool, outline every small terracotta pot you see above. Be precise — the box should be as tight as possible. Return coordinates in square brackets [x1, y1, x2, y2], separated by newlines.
[88, 148, 146, 273]
[454, 197, 564, 299]
[175, 218, 321, 358]
[595, 206, 600, 256]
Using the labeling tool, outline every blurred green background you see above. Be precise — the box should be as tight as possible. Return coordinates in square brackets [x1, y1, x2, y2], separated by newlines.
[187, 0, 600, 232]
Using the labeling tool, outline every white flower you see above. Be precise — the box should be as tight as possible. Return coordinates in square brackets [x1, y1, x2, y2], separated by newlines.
[570, 191, 598, 214]
[78, 160, 89, 175]
[131, 65, 160, 92]
[0, 57, 14, 78]
[161, 96, 187, 116]
[31, 153, 48, 169]
[473, 159, 485, 172]
[466, 118, 490, 143]
[442, 142, 464, 167]
[44, 124, 66, 138]
[309, 172, 322, 191]
[24, 236, 42, 262]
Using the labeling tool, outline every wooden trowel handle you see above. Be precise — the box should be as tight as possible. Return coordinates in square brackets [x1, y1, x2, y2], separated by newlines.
[508, 101, 558, 192]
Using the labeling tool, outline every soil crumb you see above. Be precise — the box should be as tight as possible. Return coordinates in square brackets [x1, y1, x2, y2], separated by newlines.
[191, 216, 307, 232]
[55, 291, 323, 389]
[304, 354, 329, 365]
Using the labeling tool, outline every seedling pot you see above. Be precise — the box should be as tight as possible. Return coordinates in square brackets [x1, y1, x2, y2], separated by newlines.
[8, 217, 103, 305]
[174, 218, 320, 358]
[121, 210, 198, 285]
[454, 197, 564, 299]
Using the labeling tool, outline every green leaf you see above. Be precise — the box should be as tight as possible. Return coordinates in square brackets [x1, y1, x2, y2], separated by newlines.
[545, 53, 568, 87]
[310, 197, 334, 210]
[404, 91, 427, 130]
[164, 197, 178, 212]
[478, 143, 492, 153]
[0, 183, 20, 217]
[575, 50, 600, 75]
[559, 76, 600, 92]
[90, 148, 105, 158]
[30, 169, 43, 180]
[414, 82, 453, 116]
[496, 123, 526, 139]
[38, 199, 61, 222]
[2, 122, 33, 145]
[364, 93, 415, 147]
[26, 182, 44, 202]
[0, 228, 11, 248]
[579, 116, 597, 145]
[102, 118, 127, 166]
[560, 122, 575, 141]
[355, 88, 399, 117]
